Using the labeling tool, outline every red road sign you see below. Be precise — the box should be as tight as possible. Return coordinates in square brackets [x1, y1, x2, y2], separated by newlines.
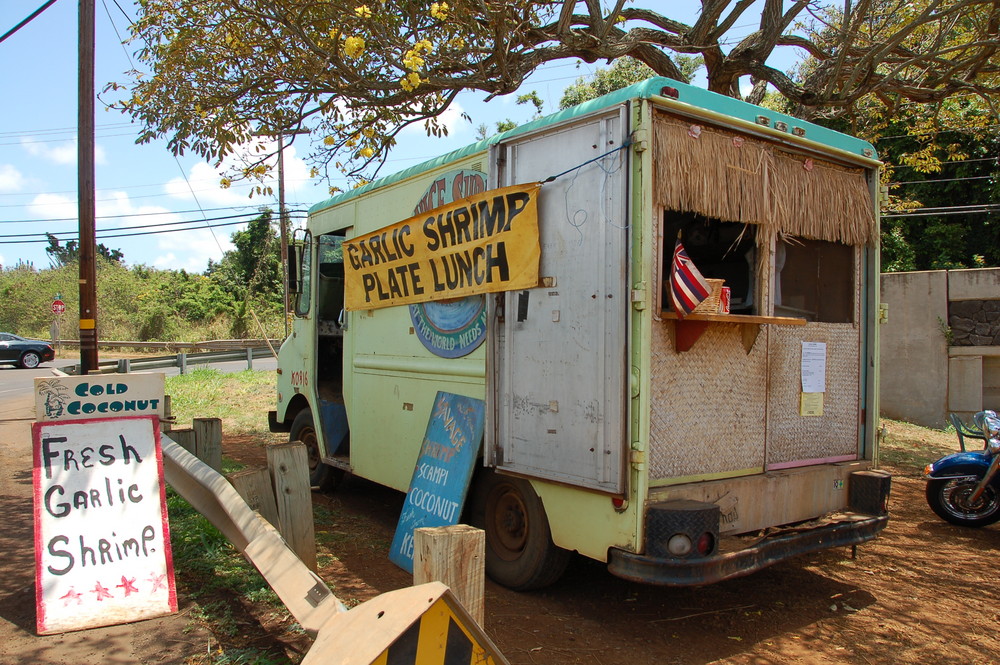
[51, 300, 65, 315]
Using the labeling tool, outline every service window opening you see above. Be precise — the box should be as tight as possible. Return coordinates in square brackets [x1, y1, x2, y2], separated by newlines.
[775, 236, 855, 324]
[661, 211, 757, 316]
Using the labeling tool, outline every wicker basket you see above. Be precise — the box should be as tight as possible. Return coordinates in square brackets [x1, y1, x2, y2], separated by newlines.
[692, 279, 725, 314]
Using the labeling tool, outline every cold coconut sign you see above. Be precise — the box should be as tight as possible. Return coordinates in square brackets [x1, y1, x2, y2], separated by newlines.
[32, 375, 175, 634]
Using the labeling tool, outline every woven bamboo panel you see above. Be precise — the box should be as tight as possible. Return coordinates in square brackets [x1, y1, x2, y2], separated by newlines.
[649, 321, 768, 480]
[765, 322, 861, 465]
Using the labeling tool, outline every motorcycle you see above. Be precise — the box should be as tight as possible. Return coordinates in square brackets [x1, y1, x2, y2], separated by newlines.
[924, 410, 1000, 527]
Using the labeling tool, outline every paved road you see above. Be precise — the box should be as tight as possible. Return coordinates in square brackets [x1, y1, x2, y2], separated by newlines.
[0, 354, 277, 397]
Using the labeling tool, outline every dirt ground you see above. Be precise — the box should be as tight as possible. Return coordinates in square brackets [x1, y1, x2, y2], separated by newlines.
[4, 408, 999, 664]
[222, 421, 1000, 665]
[0, 394, 212, 665]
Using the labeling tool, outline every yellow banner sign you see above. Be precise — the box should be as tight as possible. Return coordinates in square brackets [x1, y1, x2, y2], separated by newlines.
[344, 183, 541, 310]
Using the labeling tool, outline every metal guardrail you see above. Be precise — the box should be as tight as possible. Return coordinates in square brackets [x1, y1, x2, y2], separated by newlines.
[53, 339, 281, 351]
[67, 347, 276, 375]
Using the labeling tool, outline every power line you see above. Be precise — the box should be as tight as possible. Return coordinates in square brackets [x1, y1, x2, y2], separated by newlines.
[0, 0, 60, 45]
[0, 131, 137, 147]
[0, 122, 133, 138]
[0, 214, 307, 245]
[875, 123, 1000, 140]
[891, 156, 999, 170]
[892, 175, 995, 186]
[882, 203, 1000, 218]
[0, 205, 307, 224]
[0, 210, 297, 239]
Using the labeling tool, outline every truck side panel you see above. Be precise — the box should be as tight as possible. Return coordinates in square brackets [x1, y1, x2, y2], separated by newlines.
[489, 107, 630, 493]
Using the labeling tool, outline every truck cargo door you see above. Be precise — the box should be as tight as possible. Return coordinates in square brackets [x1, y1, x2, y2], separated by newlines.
[488, 107, 629, 493]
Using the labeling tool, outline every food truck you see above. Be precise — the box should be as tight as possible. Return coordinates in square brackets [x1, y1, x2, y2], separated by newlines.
[269, 77, 891, 589]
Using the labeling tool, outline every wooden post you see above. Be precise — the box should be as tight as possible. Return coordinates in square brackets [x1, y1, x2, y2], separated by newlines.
[226, 468, 280, 527]
[267, 443, 317, 571]
[413, 525, 485, 626]
[169, 428, 197, 456]
[193, 417, 223, 472]
[161, 394, 172, 432]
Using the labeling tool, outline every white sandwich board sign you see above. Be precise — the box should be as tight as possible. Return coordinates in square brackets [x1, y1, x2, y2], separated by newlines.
[32, 415, 177, 634]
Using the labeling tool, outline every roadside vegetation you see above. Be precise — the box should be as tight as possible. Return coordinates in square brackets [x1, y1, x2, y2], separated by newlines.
[0, 211, 285, 343]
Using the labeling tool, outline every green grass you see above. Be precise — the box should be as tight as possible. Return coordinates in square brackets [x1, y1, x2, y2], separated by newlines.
[166, 368, 284, 440]
[878, 418, 960, 476]
[164, 369, 297, 664]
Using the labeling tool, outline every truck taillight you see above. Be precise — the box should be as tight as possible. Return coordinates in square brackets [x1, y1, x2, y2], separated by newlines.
[696, 532, 715, 556]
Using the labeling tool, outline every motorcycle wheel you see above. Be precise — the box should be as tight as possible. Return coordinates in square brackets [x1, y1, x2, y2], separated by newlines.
[926, 478, 1000, 527]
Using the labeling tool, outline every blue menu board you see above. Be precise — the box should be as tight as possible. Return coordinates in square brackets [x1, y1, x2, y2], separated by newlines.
[389, 392, 485, 573]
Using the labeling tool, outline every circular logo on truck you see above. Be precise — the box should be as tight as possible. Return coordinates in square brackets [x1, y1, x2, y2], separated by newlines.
[408, 169, 488, 358]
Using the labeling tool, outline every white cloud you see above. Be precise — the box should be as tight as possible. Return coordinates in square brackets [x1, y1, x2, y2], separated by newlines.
[400, 99, 469, 137]
[0, 164, 25, 192]
[165, 140, 316, 210]
[21, 137, 107, 165]
[26, 190, 233, 271]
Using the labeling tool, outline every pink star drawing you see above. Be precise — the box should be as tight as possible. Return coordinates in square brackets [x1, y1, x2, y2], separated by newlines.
[91, 581, 113, 601]
[116, 576, 139, 597]
[59, 588, 83, 606]
[147, 573, 168, 593]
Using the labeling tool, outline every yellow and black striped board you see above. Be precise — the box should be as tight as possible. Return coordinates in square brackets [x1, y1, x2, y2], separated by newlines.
[373, 597, 498, 665]
[301, 582, 508, 665]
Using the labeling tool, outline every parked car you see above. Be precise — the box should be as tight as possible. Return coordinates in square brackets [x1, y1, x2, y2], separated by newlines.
[0, 333, 55, 369]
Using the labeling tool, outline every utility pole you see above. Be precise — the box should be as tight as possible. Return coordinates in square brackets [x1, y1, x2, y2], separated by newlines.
[277, 135, 289, 337]
[253, 128, 308, 337]
[78, 0, 99, 373]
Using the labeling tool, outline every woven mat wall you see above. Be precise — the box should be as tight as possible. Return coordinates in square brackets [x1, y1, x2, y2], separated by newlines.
[765, 322, 861, 465]
[649, 321, 768, 479]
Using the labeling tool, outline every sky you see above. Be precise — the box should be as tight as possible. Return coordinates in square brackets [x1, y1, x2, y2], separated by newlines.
[0, 1, 799, 275]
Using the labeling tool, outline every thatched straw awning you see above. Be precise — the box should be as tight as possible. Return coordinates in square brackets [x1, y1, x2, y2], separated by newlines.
[652, 113, 876, 246]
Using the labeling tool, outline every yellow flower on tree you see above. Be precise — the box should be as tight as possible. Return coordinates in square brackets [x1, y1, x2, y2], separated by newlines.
[403, 52, 425, 70]
[400, 72, 423, 91]
[343, 35, 365, 58]
[430, 1, 449, 20]
[354, 5, 372, 18]
[323, 135, 336, 146]
[359, 146, 375, 158]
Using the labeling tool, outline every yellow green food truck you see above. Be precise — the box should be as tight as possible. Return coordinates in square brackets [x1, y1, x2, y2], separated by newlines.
[269, 77, 891, 590]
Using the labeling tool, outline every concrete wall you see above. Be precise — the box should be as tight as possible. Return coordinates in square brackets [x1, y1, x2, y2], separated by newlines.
[879, 271, 950, 428]
[880, 268, 1000, 429]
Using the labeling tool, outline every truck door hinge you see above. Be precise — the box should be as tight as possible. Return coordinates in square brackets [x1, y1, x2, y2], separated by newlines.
[631, 129, 648, 153]
[631, 283, 646, 310]
[630, 449, 645, 470]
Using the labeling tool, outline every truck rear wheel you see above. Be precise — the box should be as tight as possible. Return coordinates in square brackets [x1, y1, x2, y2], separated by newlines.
[290, 409, 342, 491]
[469, 470, 571, 590]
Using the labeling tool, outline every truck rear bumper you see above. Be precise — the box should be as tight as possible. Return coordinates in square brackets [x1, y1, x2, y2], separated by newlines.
[607, 513, 889, 586]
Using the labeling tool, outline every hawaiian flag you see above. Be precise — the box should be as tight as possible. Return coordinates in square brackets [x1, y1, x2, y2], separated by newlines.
[669, 238, 711, 318]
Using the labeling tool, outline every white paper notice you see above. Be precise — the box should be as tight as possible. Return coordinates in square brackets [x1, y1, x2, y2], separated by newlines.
[801, 342, 827, 393]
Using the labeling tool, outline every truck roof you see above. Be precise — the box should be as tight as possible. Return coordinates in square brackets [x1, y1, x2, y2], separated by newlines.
[309, 76, 877, 216]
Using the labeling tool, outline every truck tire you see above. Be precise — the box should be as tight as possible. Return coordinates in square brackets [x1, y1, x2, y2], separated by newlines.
[469, 470, 571, 590]
[290, 409, 342, 491]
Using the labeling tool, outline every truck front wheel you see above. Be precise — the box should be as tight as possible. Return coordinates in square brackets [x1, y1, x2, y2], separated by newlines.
[290, 409, 341, 491]
[469, 471, 571, 590]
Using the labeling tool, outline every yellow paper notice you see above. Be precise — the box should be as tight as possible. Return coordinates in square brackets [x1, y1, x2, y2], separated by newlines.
[343, 183, 542, 310]
[800, 392, 824, 416]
